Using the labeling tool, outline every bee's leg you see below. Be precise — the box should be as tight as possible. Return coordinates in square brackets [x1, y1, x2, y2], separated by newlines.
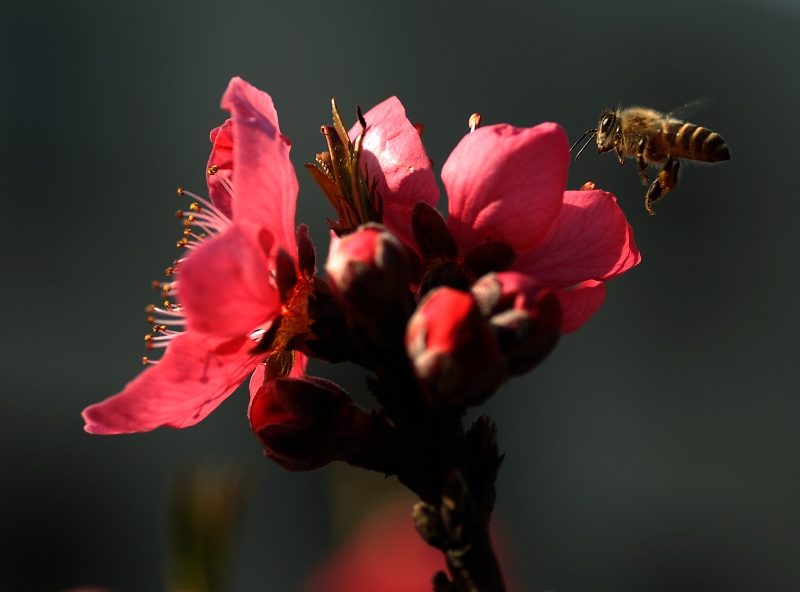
[614, 142, 625, 165]
[645, 158, 681, 215]
[636, 138, 650, 185]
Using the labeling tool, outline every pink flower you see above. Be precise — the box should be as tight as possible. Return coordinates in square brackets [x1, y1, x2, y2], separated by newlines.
[351, 105, 640, 333]
[83, 77, 308, 434]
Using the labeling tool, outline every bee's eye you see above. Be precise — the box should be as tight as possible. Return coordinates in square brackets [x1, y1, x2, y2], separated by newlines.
[600, 115, 613, 133]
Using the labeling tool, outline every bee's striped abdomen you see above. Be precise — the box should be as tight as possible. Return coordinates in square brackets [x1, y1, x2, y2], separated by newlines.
[669, 120, 730, 163]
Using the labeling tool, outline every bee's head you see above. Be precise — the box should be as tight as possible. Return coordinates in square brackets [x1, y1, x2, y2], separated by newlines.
[595, 108, 618, 153]
[570, 107, 621, 161]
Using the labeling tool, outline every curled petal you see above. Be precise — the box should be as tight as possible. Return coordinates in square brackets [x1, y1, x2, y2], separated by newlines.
[553, 280, 607, 334]
[179, 226, 280, 338]
[444, 123, 569, 255]
[221, 77, 299, 258]
[206, 119, 234, 219]
[515, 190, 641, 288]
[82, 333, 260, 434]
[348, 97, 439, 249]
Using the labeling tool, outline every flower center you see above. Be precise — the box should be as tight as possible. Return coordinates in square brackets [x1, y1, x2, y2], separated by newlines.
[252, 276, 315, 384]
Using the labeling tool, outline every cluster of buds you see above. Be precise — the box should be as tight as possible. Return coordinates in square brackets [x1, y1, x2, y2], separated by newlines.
[252, 194, 562, 479]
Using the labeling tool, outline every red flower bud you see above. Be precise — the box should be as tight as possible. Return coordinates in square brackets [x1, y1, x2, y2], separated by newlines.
[405, 287, 508, 408]
[471, 272, 561, 375]
[249, 376, 357, 471]
[325, 223, 413, 344]
[327, 224, 411, 305]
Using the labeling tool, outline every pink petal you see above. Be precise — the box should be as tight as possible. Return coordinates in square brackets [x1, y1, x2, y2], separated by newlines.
[515, 190, 641, 288]
[206, 119, 234, 219]
[248, 352, 309, 403]
[443, 123, 569, 255]
[221, 77, 299, 258]
[554, 280, 607, 334]
[179, 225, 281, 338]
[348, 97, 439, 249]
[82, 332, 260, 434]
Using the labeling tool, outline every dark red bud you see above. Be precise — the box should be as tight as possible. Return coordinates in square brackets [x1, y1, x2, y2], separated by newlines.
[325, 224, 413, 343]
[249, 376, 356, 471]
[471, 272, 561, 375]
[406, 287, 508, 408]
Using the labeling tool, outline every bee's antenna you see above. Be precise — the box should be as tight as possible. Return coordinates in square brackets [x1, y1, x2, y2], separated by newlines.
[569, 129, 598, 161]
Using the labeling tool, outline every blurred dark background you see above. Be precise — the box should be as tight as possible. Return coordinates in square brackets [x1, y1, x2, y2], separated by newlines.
[2, 0, 798, 590]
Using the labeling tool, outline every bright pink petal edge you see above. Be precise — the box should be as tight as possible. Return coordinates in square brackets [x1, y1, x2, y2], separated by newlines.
[515, 189, 641, 288]
[83, 333, 261, 434]
[221, 77, 299, 258]
[554, 280, 607, 334]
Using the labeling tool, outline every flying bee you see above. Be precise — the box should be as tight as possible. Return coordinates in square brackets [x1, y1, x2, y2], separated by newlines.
[571, 103, 730, 214]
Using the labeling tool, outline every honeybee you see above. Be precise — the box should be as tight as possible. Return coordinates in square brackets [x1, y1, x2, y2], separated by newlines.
[571, 104, 730, 214]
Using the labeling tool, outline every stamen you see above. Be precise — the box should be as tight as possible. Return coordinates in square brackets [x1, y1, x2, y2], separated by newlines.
[137, 185, 232, 364]
[215, 174, 235, 198]
[469, 113, 482, 132]
[181, 189, 231, 228]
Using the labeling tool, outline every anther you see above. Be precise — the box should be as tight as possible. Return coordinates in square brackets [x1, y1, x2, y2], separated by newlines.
[207, 164, 219, 175]
[469, 113, 482, 132]
[175, 210, 184, 219]
[142, 356, 149, 365]
[177, 187, 184, 195]
[145, 304, 156, 314]
[189, 203, 202, 212]
[165, 266, 174, 276]
[151, 280, 162, 290]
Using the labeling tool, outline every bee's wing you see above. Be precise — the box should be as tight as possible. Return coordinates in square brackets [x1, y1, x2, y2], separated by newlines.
[666, 98, 714, 121]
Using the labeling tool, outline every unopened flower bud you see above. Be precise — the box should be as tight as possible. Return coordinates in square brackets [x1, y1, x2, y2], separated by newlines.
[406, 287, 508, 408]
[471, 272, 561, 375]
[325, 223, 413, 344]
[249, 376, 357, 471]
